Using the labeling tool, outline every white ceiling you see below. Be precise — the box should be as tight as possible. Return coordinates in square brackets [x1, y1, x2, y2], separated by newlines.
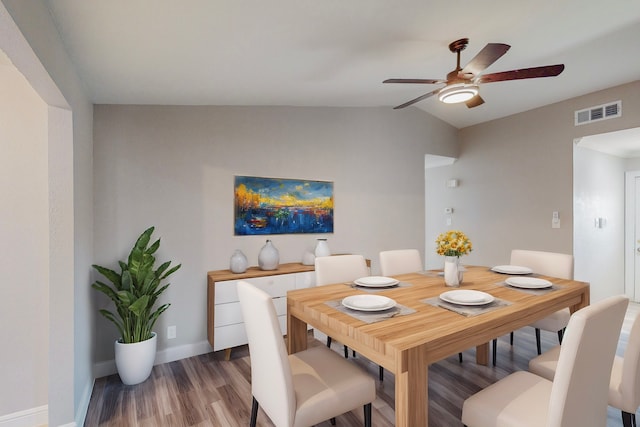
[579, 127, 640, 158]
[44, 0, 640, 128]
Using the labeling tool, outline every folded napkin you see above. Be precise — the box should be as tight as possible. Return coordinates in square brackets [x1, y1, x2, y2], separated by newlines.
[422, 296, 511, 317]
[325, 299, 416, 324]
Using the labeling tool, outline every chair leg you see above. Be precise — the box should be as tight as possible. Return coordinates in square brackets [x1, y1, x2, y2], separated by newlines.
[344, 344, 349, 358]
[250, 397, 259, 427]
[535, 328, 542, 355]
[621, 410, 636, 427]
[458, 352, 463, 363]
[492, 338, 497, 366]
[379, 365, 384, 381]
[330, 417, 336, 425]
[353, 349, 356, 357]
[510, 331, 514, 345]
[364, 403, 372, 427]
[326, 336, 332, 348]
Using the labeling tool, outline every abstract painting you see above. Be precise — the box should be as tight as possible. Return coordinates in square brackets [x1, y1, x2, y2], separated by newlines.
[234, 176, 334, 235]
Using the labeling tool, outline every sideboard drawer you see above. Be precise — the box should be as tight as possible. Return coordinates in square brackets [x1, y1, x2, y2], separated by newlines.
[215, 274, 296, 304]
[215, 297, 287, 328]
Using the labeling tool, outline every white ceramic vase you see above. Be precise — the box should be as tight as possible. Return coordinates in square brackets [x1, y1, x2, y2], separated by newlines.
[230, 249, 248, 273]
[444, 256, 463, 287]
[301, 250, 315, 266]
[258, 239, 279, 270]
[314, 238, 331, 257]
[115, 332, 157, 385]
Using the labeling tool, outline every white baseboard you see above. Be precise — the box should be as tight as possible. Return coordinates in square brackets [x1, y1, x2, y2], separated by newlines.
[93, 340, 213, 379]
[0, 405, 48, 427]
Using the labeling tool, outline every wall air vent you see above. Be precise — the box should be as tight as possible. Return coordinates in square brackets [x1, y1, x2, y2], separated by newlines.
[575, 100, 622, 126]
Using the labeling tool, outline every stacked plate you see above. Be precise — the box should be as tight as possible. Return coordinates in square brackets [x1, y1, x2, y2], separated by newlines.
[439, 289, 494, 306]
[353, 276, 399, 288]
[342, 295, 397, 311]
[505, 277, 552, 289]
[491, 265, 533, 275]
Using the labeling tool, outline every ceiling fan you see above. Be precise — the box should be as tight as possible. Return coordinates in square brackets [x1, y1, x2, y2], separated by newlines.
[383, 38, 564, 109]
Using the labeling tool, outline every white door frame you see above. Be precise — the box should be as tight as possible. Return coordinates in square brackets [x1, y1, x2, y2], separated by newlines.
[624, 170, 640, 301]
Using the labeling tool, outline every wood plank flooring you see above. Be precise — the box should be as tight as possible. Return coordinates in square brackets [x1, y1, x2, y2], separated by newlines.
[85, 303, 640, 426]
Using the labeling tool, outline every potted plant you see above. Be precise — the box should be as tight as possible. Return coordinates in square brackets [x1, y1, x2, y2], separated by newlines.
[92, 226, 181, 385]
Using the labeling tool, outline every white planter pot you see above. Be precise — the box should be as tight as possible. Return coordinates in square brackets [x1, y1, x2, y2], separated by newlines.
[115, 332, 157, 385]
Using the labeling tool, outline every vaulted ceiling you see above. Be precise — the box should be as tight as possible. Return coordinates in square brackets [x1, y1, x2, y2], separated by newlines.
[44, 0, 640, 128]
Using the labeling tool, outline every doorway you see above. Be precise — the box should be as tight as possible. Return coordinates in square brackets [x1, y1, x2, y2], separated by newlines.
[574, 127, 640, 303]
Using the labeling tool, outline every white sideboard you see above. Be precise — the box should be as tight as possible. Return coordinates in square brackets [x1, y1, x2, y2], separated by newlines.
[207, 263, 316, 359]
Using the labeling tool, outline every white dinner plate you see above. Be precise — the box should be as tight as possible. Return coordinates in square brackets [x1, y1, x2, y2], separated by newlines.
[505, 277, 552, 289]
[342, 295, 397, 311]
[491, 265, 533, 275]
[439, 290, 495, 306]
[354, 276, 399, 288]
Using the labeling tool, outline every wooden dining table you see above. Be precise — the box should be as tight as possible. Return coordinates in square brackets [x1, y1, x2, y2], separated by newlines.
[286, 265, 590, 427]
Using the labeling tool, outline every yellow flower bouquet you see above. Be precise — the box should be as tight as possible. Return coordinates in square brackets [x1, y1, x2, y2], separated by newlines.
[435, 230, 472, 257]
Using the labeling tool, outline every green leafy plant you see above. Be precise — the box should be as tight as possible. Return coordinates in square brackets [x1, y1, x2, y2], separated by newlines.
[92, 226, 181, 343]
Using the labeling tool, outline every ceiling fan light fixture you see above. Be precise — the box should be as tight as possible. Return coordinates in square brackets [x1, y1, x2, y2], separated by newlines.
[438, 83, 479, 104]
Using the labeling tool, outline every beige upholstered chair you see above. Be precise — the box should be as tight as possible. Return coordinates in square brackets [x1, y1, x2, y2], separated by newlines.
[379, 249, 423, 276]
[315, 254, 369, 356]
[462, 295, 628, 427]
[530, 311, 640, 427]
[237, 280, 376, 427]
[492, 249, 574, 365]
[314, 255, 386, 379]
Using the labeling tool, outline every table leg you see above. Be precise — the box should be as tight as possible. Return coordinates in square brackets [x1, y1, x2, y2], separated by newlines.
[395, 347, 428, 427]
[287, 313, 308, 354]
[475, 342, 489, 365]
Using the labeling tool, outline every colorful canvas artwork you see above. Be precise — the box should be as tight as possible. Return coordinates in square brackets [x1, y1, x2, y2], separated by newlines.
[234, 176, 334, 235]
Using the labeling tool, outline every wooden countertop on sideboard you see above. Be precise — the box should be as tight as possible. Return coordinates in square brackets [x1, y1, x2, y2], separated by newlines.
[207, 262, 315, 285]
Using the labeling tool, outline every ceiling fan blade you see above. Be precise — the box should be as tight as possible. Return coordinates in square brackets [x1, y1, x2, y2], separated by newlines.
[477, 64, 565, 84]
[466, 95, 485, 108]
[393, 89, 440, 109]
[383, 78, 445, 84]
[460, 43, 510, 77]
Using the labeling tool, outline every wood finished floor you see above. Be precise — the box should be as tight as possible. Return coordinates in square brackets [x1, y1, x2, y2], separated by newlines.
[85, 303, 640, 427]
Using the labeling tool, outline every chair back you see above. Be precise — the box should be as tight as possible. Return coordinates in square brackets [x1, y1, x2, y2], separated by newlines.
[621, 312, 640, 411]
[547, 295, 628, 427]
[379, 249, 423, 276]
[237, 281, 296, 427]
[510, 249, 574, 280]
[315, 254, 369, 286]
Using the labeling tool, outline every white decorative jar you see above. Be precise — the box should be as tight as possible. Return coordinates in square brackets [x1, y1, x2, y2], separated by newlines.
[115, 332, 157, 385]
[258, 239, 279, 270]
[314, 238, 331, 257]
[230, 249, 249, 273]
[444, 256, 463, 287]
[302, 250, 315, 266]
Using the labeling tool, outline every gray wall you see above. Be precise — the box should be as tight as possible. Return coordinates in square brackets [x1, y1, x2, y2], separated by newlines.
[1, 0, 94, 425]
[92, 105, 458, 365]
[426, 81, 640, 286]
[0, 48, 49, 419]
